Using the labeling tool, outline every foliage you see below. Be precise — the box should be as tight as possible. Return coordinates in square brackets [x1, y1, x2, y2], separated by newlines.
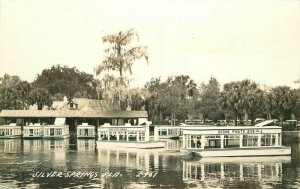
[270, 86, 296, 124]
[197, 77, 223, 122]
[95, 29, 148, 109]
[0, 74, 31, 110]
[95, 29, 148, 77]
[33, 65, 98, 99]
[219, 79, 263, 126]
[28, 88, 52, 110]
[145, 75, 196, 125]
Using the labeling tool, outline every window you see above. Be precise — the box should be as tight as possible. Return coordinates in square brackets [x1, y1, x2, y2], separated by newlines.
[261, 134, 276, 146]
[224, 135, 240, 148]
[243, 135, 258, 147]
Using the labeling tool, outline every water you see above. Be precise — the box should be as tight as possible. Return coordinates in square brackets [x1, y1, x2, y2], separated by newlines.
[0, 138, 299, 189]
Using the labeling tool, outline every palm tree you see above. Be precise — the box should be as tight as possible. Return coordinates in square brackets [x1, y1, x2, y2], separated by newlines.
[271, 86, 296, 125]
[236, 80, 263, 126]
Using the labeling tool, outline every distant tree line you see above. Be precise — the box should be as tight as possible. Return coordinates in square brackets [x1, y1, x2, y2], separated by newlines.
[0, 65, 99, 110]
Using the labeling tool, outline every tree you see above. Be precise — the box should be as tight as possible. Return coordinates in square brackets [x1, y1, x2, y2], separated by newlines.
[197, 77, 222, 122]
[236, 80, 264, 126]
[219, 82, 240, 125]
[0, 74, 31, 110]
[144, 75, 195, 125]
[94, 29, 148, 109]
[28, 88, 52, 110]
[219, 79, 263, 126]
[33, 65, 98, 99]
[271, 86, 296, 125]
[95, 29, 148, 78]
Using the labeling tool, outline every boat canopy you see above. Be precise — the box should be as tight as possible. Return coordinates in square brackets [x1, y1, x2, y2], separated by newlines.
[54, 118, 66, 125]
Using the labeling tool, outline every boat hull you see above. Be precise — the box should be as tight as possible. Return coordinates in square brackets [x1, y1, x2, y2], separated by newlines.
[43, 135, 70, 139]
[188, 146, 291, 157]
[97, 141, 165, 149]
[0, 135, 21, 139]
[23, 135, 43, 139]
[77, 136, 96, 139]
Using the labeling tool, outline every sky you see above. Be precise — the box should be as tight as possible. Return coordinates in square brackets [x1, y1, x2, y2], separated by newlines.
[0, 0, 300, 88]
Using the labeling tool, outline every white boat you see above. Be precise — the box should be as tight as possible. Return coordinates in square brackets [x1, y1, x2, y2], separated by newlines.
[181, 120, 291, 157]
[23, 123, 43, 139]
[43, 118, 70, 139]
[0, 123, 21, 139]
[77, 123, 96, 138]
[96, 123, 165, 149]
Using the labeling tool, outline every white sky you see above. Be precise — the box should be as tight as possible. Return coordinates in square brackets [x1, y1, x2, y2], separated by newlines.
[0, 0, 300, 88]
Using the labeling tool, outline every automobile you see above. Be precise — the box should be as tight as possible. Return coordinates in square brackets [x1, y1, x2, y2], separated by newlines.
[215, 120, 227, 126]
[283, 120, 297, 131]
[254, 118, 266, 124]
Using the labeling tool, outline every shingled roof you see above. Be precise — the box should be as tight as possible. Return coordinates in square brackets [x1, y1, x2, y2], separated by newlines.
[0, 110, 148, 118]
[51, 98, 120, 111]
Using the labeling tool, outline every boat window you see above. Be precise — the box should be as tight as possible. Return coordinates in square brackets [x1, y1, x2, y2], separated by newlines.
[261, 134, 276, 146]
[109, 132, 118, 141]
[224, 135, 240, 148]
[242, 135, 258, 147]
[138, 132, 145, 141]
[204, 135, 221, 148]
[128, 131, 137, 141]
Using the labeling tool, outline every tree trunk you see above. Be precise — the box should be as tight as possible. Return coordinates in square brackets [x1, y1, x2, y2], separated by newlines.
[244, 112, 249, 126]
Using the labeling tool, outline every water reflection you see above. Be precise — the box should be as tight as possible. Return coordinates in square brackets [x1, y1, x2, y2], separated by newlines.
[0, 139, 22, 154]
[0, 138, 299, 188]
[98, 146, 165, 171]
[183, 156, 291, 188]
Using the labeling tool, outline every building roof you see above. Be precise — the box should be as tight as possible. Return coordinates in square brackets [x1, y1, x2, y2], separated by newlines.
[0, 110, 148, 118]
[51, 98, 120, 111]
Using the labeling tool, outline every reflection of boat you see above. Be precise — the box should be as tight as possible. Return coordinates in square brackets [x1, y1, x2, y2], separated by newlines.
[77, 123, 96, 138]
[98, 146, 165, 171]
[97, 123, 165, 149]
[182, 156, 290, 188]
[0, 139, 21, 153]
[77, 139, 95, 151]
[23, 123, 43, 139]
[0, 123, 21, 139]
[43, 118, 70, 139]
[182, 121, 291, 157]
[23, 139, 43, 153]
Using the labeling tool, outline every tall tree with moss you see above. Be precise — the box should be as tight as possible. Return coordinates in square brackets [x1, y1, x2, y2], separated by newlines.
[95, 29, 148, 109]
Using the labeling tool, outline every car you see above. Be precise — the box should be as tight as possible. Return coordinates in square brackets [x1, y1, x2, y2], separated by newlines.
[254, 118, 266, 124]
[283, 120, 298, 131]
[215, 120, 227, 126]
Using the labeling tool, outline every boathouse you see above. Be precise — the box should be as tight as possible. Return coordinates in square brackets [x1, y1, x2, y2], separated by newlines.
[1, 98, 147, 132]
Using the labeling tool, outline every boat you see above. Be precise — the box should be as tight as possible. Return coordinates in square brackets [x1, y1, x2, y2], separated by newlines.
[43, 118, 70, 139]
[76, 123, 96, 139]
[23, 123, 43, 139]
[155, 125, 181, 139]
[181, 120, 291, 157]
[0, 123, 21, 139]
[96, 123, 165, 149]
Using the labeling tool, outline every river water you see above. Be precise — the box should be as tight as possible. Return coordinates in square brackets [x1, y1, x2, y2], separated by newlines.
[0, 138, 299, 189]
